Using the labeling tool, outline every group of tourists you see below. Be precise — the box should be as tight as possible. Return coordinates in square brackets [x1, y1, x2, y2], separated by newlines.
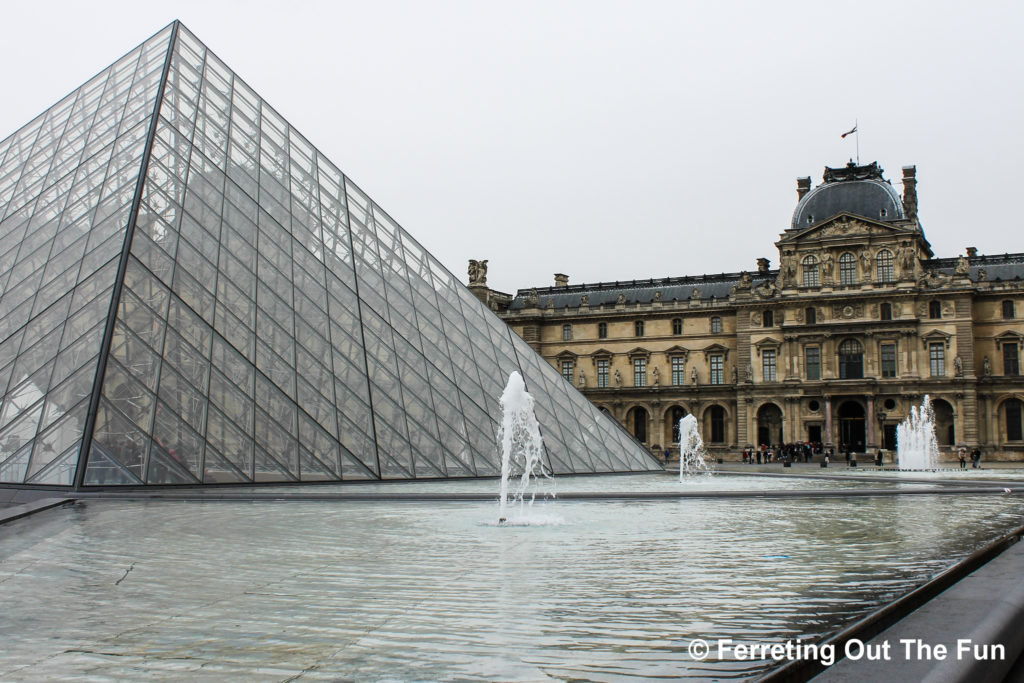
[741, 442, 825, 464]
[956, 446, 983, 469]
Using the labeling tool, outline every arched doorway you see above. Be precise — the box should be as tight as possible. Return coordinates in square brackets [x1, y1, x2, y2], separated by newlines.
[1003, 398, 1023, 442]
[932, 399, 955, 445]
[629, 407, 649, 444]
[838, 400, 866, 452]
[667, 406, 688, 444]
[705, 405, 727, 444]
[756, 403, 783, 446]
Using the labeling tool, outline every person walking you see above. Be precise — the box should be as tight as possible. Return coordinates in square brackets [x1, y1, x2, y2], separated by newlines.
[958, 447, 967, 470]
[971, 447, 981, 469]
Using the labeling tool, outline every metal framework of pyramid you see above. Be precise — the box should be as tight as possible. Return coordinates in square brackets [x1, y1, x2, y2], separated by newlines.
[0, 22, 660, 488]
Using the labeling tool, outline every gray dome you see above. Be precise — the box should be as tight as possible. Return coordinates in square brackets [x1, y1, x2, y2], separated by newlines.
[792, 162, 905, 229]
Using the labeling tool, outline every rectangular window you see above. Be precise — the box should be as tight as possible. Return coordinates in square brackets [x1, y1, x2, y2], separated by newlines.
[597, 359, 609, 388]
[561, 360, 574, 383]
[562, 324, 572, 341]
[881, 343, 897, 378]
[710, 354, 724, 385]
[762, 349, 777, 382]
[671, 357, 686, 385]
[1005, 343, 1020, 376]
[929, 342, 945, 377]
[880, 303, 892, 321]
[805, 346, 820, 381]
[633, 358, 646, 387]
[1004, 300, 1016, 319]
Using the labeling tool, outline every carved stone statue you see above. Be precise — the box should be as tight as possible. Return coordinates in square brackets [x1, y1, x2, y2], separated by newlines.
[954, 255, 970, 276]
[580, 294, 589, 306]
[954, 355, 963, 377]
[577, 370, 586, 388]
[821, 253, 835, 278]
[690, 366, 698, 385]
[860, 248, 872, 273]
[983, 356, 992, 377]
[978, 268, 988, 282]
[613, 369, 622, 388]
[526, 289, 539, 306]
[653, 291, 662, 302]
[738, 272, 753, 289]
[900, 244, 915, 270]
[745, 363, 753, 383]
[731, 366, 738, 384]
[652, 366, 660, 386]
[616, 293, 626, 305]
[468, 259, 488, 286]
[690, 288, 700, 300]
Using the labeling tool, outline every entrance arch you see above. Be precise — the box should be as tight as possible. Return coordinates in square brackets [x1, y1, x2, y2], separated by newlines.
[837, 400, 866, 452]
[666, 405, 688, 445]
[756, 403, 783, 446]
[628, 406, 649, 444]
[932, 399, 955, 445]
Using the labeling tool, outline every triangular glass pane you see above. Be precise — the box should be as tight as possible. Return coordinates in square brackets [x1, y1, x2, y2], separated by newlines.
[84, 446, 144, 486]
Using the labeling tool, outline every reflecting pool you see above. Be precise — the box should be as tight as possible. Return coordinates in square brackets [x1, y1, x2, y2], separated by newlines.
[1, 486, 1022, 680]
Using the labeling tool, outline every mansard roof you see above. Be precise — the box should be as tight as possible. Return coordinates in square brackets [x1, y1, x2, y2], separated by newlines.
[508, 272, 776, 310]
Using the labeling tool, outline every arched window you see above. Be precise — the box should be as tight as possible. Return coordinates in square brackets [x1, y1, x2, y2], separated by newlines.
[805, 307, 816, 324]
[876, 249, 895, 282]
[634, 320, 644, 337]
[598, 322, 608, 338]
[929, 301, 942, 319]
[708, 405, 726, 443]
[711, 316, 722, 334]
[672, 318, 683, 335]
[839, 252, 857, 285]
[880, 302, 893, 320]
[839, 339, 864, 379]
[802, 255, 819, 287]
[1005, 398, 1023, 442]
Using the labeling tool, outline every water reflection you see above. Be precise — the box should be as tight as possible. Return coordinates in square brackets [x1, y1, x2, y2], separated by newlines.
[0, 494, 1020, 680]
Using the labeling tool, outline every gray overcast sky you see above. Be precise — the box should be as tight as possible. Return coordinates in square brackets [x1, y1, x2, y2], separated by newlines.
[2, 1, 1021, 294]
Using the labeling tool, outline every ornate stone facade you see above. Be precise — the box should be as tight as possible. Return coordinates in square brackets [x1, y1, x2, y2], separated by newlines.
[487, 162, 1024, 461]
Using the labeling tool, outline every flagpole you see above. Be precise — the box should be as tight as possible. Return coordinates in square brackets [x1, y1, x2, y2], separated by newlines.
[855, 118, 859, 164]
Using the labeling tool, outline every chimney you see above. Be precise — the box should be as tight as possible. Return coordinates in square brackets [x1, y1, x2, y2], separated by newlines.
[757, 258, 770, 274]
[902, 165, 918, 220]
[796, 176, 811, 200]
[554, 273, 569, 287]
[967, 247, 978, 259]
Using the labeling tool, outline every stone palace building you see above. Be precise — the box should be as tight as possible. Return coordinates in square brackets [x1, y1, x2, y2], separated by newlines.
[472, 161, 1024, 461]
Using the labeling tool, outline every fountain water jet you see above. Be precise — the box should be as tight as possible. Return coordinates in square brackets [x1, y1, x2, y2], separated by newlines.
[897, 395, 940, 470]
[497, 371, 553, 523]
[678, 414, 713, 480]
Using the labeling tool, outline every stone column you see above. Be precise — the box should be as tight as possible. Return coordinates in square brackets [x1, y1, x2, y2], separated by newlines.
[866, 395, 876, 449]
[824, 395, 834, 446]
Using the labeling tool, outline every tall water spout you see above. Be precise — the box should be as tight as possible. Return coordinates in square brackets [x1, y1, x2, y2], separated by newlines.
[678, 414, 712, 480]
[497, 371, 552, 523]
[897, 395, 940, 470]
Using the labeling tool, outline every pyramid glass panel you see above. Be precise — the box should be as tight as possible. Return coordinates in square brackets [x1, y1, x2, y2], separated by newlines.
[0, 22, 660, 488]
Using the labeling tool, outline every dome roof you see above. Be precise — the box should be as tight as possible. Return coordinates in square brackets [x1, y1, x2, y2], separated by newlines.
[791, 161, 905, 229]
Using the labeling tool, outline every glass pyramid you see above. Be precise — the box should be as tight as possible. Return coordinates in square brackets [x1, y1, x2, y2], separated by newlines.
[0, 22, 661, 487]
